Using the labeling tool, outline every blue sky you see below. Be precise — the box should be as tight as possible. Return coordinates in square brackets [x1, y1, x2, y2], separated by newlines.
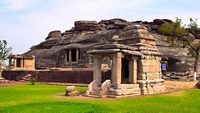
[1, 0, 200, 54]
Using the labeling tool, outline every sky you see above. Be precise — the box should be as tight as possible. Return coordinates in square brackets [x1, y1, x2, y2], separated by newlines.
[1, 0, 200, 54]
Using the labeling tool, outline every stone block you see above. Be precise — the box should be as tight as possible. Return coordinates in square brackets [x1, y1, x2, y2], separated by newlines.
[141, 60, 160, 66]
[146, 72, 161, 79]
[140, 39, 156, 46]
[112, 84, 139, 89]
[109, 89, 123, 96]
[139, 65, 161, 73]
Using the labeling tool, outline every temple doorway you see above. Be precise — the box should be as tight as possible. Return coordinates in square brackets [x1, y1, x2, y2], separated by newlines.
[121, 58, 129, 84]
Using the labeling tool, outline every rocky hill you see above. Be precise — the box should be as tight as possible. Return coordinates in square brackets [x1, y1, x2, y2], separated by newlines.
[24, 18, 199, 73]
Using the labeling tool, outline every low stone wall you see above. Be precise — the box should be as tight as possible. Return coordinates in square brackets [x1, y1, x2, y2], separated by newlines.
[2, 69, 93, 84]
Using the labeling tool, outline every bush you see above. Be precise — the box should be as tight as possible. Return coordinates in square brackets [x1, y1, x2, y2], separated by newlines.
[30, 76, 36, 85]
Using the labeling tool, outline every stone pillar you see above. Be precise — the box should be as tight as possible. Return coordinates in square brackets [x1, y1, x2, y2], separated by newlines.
[93, 56, 102, 84]
[112, 52, 122, 84]
[14, 58, 17, 69]
[76, 48, 79, 62]
[129, 59, 137, 84]
[32, 56, 36, 70]
[8, 58, 11, 68]
[129, 60, 133, 83]
[21, 58, 24, 69]
[69, 49, 72, 64]
[64, 50, 67, 64]
[133, 60, 137, 84]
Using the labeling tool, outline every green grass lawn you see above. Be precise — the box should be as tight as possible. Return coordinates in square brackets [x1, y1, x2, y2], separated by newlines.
[0, 84, 200, 113]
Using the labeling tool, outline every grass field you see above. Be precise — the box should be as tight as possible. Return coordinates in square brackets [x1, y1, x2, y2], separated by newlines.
[0, 84, 200, 113]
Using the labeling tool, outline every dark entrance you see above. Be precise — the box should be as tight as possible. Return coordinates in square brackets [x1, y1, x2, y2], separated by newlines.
[16, 58, 21, 67]
[121, 58, 129, 83]
[71, 49, 77, 62]
[66, 49, 69, 62]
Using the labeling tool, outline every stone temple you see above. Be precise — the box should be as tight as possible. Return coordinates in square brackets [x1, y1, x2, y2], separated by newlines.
[86, 25, 165, 97]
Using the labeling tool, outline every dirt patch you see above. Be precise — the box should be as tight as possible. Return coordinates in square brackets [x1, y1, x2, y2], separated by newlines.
[0, 81, 28, 87]
[164, 80, 198, 91]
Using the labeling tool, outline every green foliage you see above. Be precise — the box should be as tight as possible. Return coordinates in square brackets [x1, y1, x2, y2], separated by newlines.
[159, 18, 188, 47]
[159, 18, 200, 72]
[159, 18, 187, 37]
[188, 18, 198, 31]
[0, 40, 12, 65]
[0, 85, 200, 113]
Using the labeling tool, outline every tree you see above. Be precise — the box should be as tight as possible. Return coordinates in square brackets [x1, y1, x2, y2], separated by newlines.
[0, 40, 12, 67]
[159, 18, 200, 74]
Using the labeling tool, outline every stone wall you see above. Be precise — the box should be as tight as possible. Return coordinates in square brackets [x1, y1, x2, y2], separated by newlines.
[2, 69, 93, 84]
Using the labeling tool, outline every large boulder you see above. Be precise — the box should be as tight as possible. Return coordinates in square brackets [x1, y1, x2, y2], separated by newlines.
[153, 19, 172, 25]
[65, 86, 80, 96]
[46, 30, 62, 40]
[74, 20, 97, 31]
[189, 28, 200, 39]
[99, 18, 128, 29]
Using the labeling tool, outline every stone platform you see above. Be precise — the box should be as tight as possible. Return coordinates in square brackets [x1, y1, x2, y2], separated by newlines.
[108, 84, 141, 98]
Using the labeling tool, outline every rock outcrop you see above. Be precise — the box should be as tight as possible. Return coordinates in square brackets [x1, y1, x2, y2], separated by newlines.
[24, 18, 199, 73]
[45, 30, 62, 40]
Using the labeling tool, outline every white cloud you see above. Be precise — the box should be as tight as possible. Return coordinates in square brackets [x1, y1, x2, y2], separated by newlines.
[0, 0, 32, 11]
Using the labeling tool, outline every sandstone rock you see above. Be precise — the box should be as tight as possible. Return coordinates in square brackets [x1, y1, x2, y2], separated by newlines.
[65, 86, 80, 96]
[74, 20, 97, 31]
[107, 24, 120, 29]
[98, 20, 110, 25]
[162, 19, 173, 23]
[151, 25, 160, 31]
[99, 18, 127, 29]
[153, 19, 166, 25]
[142, 21, 150, 24]
[109, 18, 127, 23]
[46, 30, 61, 40]
[66, 90, 80, 96]
[133, 21, 142, 24]
[123, 25, 147, 31]
[152, 19, 172, 26]
[66, 86, 76, 92]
